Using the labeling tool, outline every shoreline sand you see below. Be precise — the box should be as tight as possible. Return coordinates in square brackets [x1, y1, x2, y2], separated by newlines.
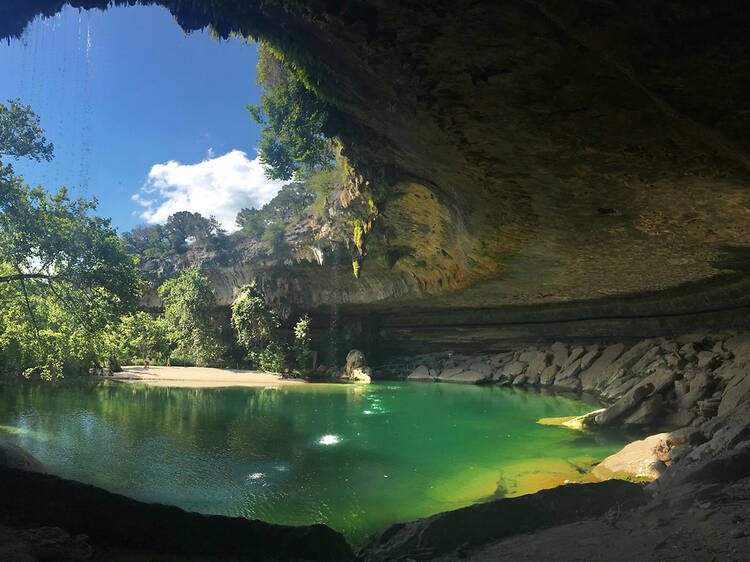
[103, 365, 306, 388]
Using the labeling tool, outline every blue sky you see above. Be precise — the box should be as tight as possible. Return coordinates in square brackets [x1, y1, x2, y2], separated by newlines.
[0, 4, 284, 232]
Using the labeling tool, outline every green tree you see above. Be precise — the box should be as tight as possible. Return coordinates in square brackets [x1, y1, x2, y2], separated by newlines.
[111, 312, 173, 363]
[158, 266, 221, 363]
[0, 100, 141, 378]
[248, 44, 334, 180]
[292, 315, 312, 371]
[230, 283, 279, 351]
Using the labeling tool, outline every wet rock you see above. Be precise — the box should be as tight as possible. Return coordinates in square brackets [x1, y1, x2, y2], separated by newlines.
[592, 433, 672, 481]
[512, 374, 527, 386]
[579, 343, 625, 390]
[579, 348, 600, 371]
[0, 440, 46, 474]
[407, 365, 435, 382]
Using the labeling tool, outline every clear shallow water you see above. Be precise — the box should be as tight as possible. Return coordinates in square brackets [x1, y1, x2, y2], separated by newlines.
[0, 380, 628, 543]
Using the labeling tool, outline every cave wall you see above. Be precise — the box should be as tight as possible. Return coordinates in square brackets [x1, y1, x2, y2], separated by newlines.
[6, 1, 750, 351]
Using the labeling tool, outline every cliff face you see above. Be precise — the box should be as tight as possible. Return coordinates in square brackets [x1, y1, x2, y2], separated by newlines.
[8, 2, 750, 351]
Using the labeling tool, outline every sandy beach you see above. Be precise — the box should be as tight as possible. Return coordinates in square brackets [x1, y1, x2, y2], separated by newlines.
[105, 365, 306, 388]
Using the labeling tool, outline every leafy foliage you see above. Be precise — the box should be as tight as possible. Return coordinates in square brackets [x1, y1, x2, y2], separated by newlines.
[230, 283, 279, 351]
[248, 44, 334, 181]
[107, 312, 173, 364]
[158, 266, 221, 362]
[0, 100, 141, 378]
[292, 315, 312, 370]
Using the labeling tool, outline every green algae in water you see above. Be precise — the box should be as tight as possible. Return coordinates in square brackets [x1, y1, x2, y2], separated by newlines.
[0, 380, 628, 543]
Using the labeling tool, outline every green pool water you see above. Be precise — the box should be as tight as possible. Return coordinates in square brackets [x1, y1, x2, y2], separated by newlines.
[0, 380, 629, 543]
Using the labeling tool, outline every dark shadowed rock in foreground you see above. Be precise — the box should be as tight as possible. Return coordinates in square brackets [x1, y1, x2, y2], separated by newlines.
[0, 438, 47, 474]
[355, 480, 645, 561]
[0, 467, 354, 561]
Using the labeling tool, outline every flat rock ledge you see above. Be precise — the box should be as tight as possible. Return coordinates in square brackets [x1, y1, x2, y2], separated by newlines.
[0, 466, 354, 561]
[355, 480, 645, 561]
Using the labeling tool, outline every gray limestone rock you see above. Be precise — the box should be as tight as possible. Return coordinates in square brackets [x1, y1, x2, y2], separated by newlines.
[579, 343, 625, 390]
[525, 351, 551, 384]
[561, 346, 585, 370]
[503, 361, 526, 378]
[438, 366, 465, 380]
[718, 372, 750, 417]
[549, 342, 569, 368]
[440, 369, 488, 384]
[539, 364, 558, 386]
[512, 374, 527, 386]
[579, 348, 600, 371]
[407, 365, 435, 382]
[697, 351, 721, 370]
[468, 361, 493, 377]
[623, 393, 664, 426]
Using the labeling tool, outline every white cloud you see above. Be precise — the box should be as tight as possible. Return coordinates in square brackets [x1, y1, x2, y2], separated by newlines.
[133, 150, 284, 232]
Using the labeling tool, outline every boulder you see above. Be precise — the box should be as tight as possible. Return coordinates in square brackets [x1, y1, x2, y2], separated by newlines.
[349, 367, 372, 383]
[438, 366, 464, 381]
[725, 334, 750, 368]
[517, 349, 538, 363]
[502, 361, 526, 378]
[579, 343, 625, 390]
[631, 345, 663, 375]
[677, 371, 713, 410]
[0, 440, 47, 474]
[718, 372, 750, 416]
[561, 346, 585, 370]
[345, 349, 366, 371]
[622, 393, 664, 426]
[679, 343, 698, 361]
[525, 351, 551, 384]
[549, 342, 568, 368]
[539, 364, 558, 386]
[697, 351, 721, 370]
[489, 352, 515, 368]
[440, 369, 488, 384]
[468, 361, 493, 377]
[595, 368, 674, 426]
[591, 433, 672, 481]
[578, 348, 599, 371]
[511, 374, 527, 386]
[407, 365, 435, 382]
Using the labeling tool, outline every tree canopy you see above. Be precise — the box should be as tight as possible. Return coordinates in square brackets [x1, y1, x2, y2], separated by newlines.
[248, 44, 334, 181]
[0, 99, 141, 378]
[158, 266, 221, 362]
